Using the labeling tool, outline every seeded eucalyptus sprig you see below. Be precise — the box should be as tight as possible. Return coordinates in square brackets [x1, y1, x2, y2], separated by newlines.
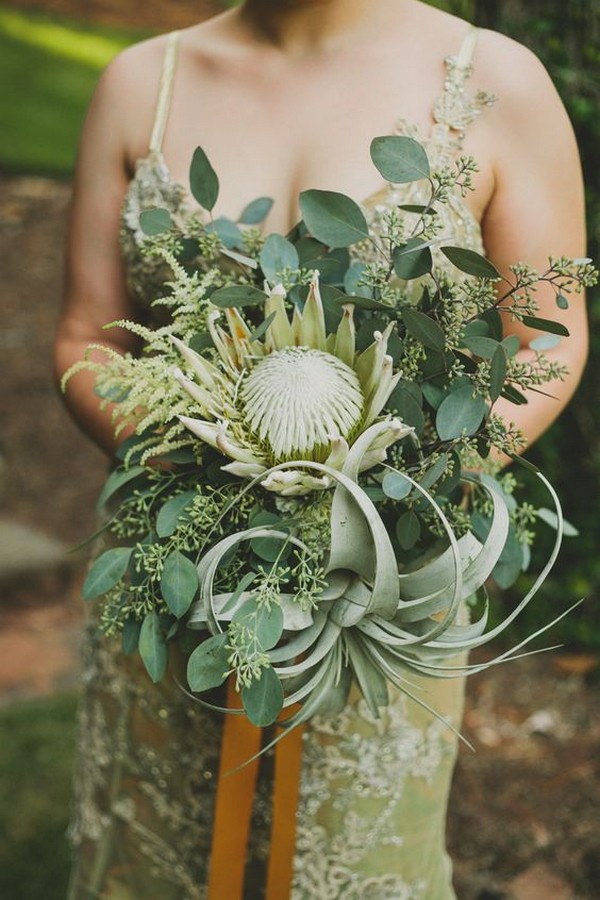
[66, 135, 597, 732]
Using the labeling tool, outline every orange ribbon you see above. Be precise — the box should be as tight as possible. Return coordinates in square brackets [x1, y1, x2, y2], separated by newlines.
[207, 678, 305, 900]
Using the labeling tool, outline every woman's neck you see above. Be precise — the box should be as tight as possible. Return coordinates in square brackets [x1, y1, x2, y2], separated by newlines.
[236, 0, 404, 55]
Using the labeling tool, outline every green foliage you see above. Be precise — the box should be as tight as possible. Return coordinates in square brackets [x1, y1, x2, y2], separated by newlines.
[0, 694, 77, 900]
[0, 8, 147, 175]
[435, 0, 600, 650]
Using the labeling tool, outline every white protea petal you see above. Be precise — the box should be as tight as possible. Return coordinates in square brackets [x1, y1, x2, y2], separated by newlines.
[207, 311, 238, 371]
[334, 305, 356, 367]
[261, 469, 332, 496]
[362, 356, 401, 427]
[224, 307, 254, 367]
[173, 367, 220, 416]
[221, 461, 268, 479]
[358, 417, 414, 472]
[324, 433, 350, 471]
[178, 416, 265, 465]
[178, 415, 222, 449]
[299, 271, 326, 350]
[239, 347, 363, 459]
[355, 322, 395, 397]
[171, 336, 221, 390]
[264, 285, 294, 352]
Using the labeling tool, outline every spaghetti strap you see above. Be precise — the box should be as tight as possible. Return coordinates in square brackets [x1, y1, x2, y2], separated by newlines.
[455, 24, 479, 70]
[149, 30, 181, 154]
[432, 24, 496, 140]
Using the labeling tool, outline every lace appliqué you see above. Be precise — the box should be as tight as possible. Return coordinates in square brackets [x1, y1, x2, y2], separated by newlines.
[120, 151, 190, 311]
[291, 685, 463, 900]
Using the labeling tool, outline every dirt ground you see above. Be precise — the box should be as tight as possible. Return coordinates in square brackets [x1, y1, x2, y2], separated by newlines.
[1, 3, 600, 896]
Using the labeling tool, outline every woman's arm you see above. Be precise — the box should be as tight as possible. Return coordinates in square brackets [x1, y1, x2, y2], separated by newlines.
[54, 43, 162, 455]
[479, 33, 589, 458]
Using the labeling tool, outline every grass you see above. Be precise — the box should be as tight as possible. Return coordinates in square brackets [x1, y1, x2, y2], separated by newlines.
[0, 7, 148, 176]
[0, 693, 78, 900]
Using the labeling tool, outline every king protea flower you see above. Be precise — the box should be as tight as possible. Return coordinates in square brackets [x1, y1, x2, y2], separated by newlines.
[173, 273, 413, 495]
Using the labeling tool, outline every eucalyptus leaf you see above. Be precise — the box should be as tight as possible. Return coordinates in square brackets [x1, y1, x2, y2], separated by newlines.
[462, 336, 500, 359]
[343, 262, 372, 298]
[441, 246, 500, 279]
[386, 382, 425, 435]
[396, 510, 421, 550]
[161, 550, 199, 618]
[419, 454, 449, 490]
[139, 207, 172, 236]
[393, 239, 433, 280]
[529, 334, 562, 352]
[82, 547, 133, 600]
[481, 309, 504, 341]
[256, 603, 285, 651]
[249, 310, 278, 342]
[96, 466, 145, 511]
[502, 384, 528, 405]
[537, 508, 579, 537]
[156, 490, 196, 538]
[207, 217, 242, 249]
[436, 386, 487, 440]
[501, 335, 521, 358]
[239, 196, 274, 225]
[370, 135, 430, 183]
[402, 308, 446, 352]
[492, 527, 524, 589]
[521, 315, 569, 337]
[242, 666, 284, 726]
[122, 619, 141, 655]
[251, 534, 291, 563]
[187, 633, 229, 692]
[489, 345, 507, 402]
[189, 146, 219, 211]
[382, 470, 413, 500]
[299, 189, 370, 248]
[259, 234, 300, 281]
[189, 332, 214, 353]
[209, 285, 268, 308]
[139, 611, 168, 683]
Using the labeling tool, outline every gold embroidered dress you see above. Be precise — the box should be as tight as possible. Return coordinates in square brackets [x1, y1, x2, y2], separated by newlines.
[68, 26, 494, 900]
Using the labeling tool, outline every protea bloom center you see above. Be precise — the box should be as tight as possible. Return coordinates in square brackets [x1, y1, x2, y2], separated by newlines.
[173, 273, 412, 495]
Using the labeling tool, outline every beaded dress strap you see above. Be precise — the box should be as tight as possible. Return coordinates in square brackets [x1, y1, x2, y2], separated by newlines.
[432, 25, 496, 140]
[149, 30, 182, 154]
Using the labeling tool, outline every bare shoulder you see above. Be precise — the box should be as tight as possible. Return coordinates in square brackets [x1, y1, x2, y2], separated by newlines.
[85, 33, 176, 166]
[474, 29, 563, 115]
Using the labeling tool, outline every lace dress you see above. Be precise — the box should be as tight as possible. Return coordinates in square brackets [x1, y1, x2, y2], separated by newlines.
[67, 26, 495, 900]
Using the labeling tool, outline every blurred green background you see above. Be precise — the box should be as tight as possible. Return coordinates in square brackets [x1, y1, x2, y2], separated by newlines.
[0, 2, 597, 898]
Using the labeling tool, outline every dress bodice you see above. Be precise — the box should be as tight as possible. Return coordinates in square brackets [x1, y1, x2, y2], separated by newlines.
[119, 26, 496, 308]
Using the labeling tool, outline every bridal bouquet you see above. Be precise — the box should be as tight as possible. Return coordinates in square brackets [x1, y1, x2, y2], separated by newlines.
[65, 137, 595, 735]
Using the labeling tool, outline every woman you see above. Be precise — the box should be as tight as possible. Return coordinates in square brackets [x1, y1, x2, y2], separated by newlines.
[55, 1, 588, 897]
